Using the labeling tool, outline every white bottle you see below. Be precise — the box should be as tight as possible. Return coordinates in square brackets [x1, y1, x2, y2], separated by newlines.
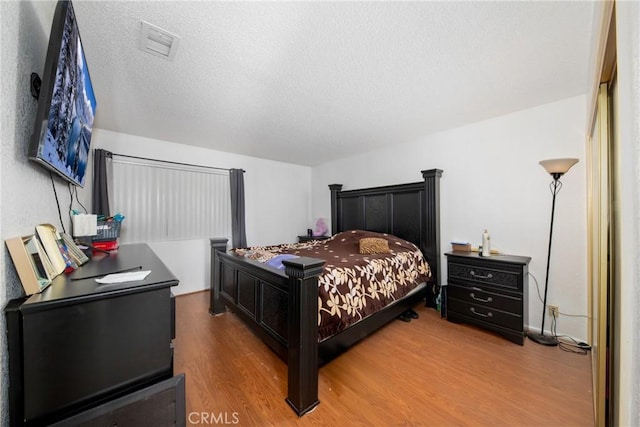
[482, 229, 490, 257]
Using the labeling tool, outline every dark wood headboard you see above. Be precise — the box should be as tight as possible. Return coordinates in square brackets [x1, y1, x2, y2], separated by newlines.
[329, 169, 442, 288]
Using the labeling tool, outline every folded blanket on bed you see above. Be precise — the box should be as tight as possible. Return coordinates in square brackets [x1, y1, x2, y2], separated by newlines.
[265, 254, 299, 270]
[232, 230, 432, 341]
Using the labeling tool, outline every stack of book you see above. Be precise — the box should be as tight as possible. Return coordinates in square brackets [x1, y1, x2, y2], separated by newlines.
[91, 218, 121, 252]
[5, 224, 89, 295]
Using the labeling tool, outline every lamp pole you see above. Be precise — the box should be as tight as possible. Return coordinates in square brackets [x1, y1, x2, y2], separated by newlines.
[537, 174, 562, 345]
[528, 173, 564, 346]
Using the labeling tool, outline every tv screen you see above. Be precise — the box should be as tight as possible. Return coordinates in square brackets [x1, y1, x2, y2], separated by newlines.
[29, 0, 96, 187]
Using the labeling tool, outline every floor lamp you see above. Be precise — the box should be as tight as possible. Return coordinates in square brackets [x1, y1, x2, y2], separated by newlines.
[527, 158, 579, 346]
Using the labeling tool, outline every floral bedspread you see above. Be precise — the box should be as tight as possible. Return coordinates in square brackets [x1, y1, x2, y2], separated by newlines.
[232, 230, 432, 341]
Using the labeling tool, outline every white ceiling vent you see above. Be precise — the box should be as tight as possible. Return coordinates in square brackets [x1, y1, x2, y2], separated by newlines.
[138, 20, 180, 61]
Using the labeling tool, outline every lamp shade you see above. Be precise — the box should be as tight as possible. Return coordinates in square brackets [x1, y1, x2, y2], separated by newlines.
[539, 158, 579, 176]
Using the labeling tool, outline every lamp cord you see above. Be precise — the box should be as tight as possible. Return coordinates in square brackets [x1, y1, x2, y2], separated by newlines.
[529, 272, 591, 318]
[50, 172, 66, 234]
[68, 183, 88, 220]
[551, 316, 591, 355]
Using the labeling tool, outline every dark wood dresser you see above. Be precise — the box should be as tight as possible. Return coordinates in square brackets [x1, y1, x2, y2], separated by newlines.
[445, 251, 530, 345]
[5, 244, 185, 426]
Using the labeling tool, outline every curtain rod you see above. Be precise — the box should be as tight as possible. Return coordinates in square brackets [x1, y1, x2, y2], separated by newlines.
[109, 152, 245, 173]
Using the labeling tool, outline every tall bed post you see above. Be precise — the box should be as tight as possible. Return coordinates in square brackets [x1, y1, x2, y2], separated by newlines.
[209, 238, 229, 315]
[422, 169, 443, 290]
[329, 184, 343, 235]
[283, 257, 325, 416]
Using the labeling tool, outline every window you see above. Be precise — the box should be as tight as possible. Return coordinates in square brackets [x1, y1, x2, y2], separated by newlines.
[111, 157, 231, 243]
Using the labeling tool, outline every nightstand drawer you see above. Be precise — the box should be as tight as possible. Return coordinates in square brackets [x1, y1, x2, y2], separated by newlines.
[447, 284, 522, 315]
[447, 298, 522, 331]
[448, 261, 522, 292]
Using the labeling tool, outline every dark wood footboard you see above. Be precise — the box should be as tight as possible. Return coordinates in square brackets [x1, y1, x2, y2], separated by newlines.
[209, 238, 325, 416]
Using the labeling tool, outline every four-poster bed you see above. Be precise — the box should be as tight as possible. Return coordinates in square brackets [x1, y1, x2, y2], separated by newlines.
[209, 169, 442, 415]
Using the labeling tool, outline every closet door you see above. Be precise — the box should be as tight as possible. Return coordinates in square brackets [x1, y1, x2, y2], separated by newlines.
[587, 76, 618, 427]
[586, 3, 618, 424]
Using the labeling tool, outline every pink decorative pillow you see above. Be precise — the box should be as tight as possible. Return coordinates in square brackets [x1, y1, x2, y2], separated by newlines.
[359, 238, 391, 254]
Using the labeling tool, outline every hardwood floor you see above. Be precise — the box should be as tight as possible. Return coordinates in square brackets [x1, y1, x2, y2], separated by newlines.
[174, 291, 593, 426]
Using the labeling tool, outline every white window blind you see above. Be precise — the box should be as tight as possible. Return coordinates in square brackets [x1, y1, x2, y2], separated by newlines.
[111, 157, 231, 244]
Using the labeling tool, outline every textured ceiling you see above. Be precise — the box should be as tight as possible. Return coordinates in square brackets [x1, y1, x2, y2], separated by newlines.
[73, 1, 595, 166]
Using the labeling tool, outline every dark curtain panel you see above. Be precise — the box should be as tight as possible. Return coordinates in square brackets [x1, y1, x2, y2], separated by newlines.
[230, 168, 247, 248]
[92, 149, 112, 217]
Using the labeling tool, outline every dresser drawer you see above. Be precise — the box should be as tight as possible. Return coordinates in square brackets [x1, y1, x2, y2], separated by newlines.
[448, 260, 522, 292]
[447, 284, 522, 315]
[447, 298, 522, 331]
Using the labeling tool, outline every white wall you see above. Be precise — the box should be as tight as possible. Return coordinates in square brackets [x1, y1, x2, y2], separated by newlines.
[1, 1, 69, 424]
[312, 95, 588, 341]
[81, 129, 312, 295]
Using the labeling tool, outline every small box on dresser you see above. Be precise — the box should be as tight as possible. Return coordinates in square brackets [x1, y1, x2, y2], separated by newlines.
[445, 251, 531, 345]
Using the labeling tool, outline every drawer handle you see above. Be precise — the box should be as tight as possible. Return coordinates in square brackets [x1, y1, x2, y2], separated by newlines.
[470, 307, 493, 318]
[470, 293, 493, 303]
[470, 270, 493, 280]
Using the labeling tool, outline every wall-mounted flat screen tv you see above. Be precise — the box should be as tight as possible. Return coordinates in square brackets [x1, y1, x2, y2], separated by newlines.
[28, 0, 96, 187]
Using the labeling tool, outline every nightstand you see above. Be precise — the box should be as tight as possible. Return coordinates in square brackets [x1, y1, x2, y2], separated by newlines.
[297, 235, 330, 243]
[445, 251, 531, 345]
